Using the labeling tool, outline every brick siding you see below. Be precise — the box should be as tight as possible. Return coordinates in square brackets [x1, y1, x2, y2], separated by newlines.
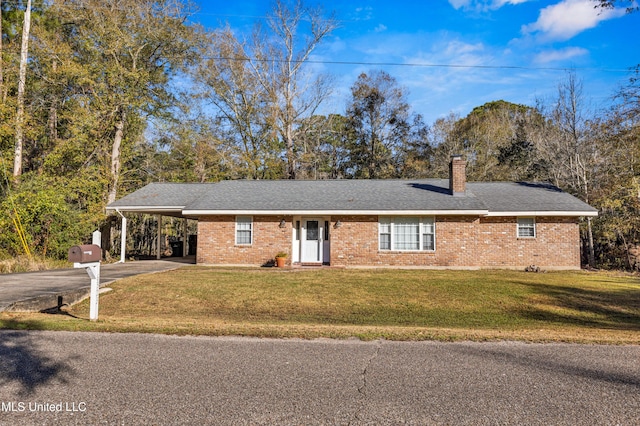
[196, 215, 581, 269]
[197, 215, 293, 266]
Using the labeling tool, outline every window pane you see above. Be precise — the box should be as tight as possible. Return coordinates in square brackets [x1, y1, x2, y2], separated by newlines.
[306, 221, 319, 241]
[236, 216, 252, 244]
[237, 230, 251, 244]
[379, 218, 391, 250]
[517, 218, 535, 238]
[518, 227, 535, 238]
[394, 218, 419, 250]
[237, 216, 251, 228]
[423, 233, 434, 250]
[519, 218, 534, 226]
[380, 233, 391, 250]
[422, 218, 435, 250]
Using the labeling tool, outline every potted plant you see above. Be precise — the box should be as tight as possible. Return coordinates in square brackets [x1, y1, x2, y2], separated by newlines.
[275, 251, 288, 268]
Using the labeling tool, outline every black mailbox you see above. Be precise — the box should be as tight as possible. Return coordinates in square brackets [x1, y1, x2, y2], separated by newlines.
[68, 244, 101, 263]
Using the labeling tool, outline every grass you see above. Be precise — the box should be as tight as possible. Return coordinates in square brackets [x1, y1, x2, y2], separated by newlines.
[0, 255, 69, 274]
[1, 267, 639, 343]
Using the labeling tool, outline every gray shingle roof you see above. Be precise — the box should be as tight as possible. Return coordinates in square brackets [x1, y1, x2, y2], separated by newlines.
[469, 182, 596, 214]
[106, 179, 597, 216]
[185, 179, 487, 213]
[106, 183, 215, 215]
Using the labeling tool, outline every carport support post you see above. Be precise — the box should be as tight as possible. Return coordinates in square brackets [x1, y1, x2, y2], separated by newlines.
[183, 218, 188, 257]
[156, 214, 162, 260]
[116, 209, 127, 263]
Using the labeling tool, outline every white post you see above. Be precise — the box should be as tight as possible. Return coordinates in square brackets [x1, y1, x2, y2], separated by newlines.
[120, 216, 127, 263]
[183, 218, 188, 257]
[90, 230, 101, 321]
[116, 209, 127, 263]
[156, 214, 162, 260]
[85, 262, 100, 321]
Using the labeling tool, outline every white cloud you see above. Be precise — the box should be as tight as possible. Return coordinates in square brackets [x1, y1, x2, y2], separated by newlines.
[533, 46, 589, 63]
[352, 6, 373, 21]
[374, 24, 387, 32]
[492, 0, 530, 7]
[522, 0, 626, 41]
[449, 0, 470, 9]
[400, 38, 497, 98]
[448, 0, 531, 11]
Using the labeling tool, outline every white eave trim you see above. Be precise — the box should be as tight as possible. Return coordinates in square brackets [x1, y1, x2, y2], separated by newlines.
[182, 209, 491, 216]
[105, 206, 185, 212]
[108, 206, 598, 218]
[486, 210, 598, 217]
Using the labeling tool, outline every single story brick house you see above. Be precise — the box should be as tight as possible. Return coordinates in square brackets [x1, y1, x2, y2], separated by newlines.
[107, 156, 598, 269]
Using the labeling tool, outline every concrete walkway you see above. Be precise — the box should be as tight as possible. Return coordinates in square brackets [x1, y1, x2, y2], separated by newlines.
[0, 257, 194, 312]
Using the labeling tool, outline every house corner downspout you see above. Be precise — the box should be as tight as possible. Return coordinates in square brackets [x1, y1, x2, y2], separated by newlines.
[115, 209, 127, 263]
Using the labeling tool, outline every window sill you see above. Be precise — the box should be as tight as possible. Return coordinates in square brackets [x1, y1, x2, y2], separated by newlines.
[379, 250, 436, 254]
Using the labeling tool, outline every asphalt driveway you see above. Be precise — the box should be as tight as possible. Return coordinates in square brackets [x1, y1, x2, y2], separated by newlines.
[0, 258, 193, 312]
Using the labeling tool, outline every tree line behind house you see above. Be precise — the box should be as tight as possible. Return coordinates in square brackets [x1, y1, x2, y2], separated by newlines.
[0, 0, 638, 269]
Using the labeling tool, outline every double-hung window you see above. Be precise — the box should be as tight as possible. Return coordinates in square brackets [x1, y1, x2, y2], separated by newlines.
[517, 217, 536, 238]
[236, 216, 253, 245]
[379, 217, 435, 251]
[422, 219, 435, 251]
[379, 219, 392, 250]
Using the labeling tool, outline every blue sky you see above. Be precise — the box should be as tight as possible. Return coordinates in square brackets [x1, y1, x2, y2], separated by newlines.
[191, 0, 638, 123]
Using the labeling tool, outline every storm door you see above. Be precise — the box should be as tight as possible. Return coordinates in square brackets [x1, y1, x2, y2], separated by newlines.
[301, 219, 322, 263]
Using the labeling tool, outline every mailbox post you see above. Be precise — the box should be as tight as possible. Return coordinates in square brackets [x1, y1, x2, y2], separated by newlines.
[69, 243, 102, 321]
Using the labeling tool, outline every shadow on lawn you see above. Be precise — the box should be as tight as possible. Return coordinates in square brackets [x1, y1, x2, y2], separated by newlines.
[513, 281, 640, 330]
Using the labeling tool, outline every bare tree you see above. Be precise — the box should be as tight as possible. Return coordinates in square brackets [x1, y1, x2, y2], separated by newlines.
[539, 72, 600, 266]
[592, 0, 638, 13]
[615, 67, 640, 125]
[196, 0, 337, 180]
[264, 0, 338, 179]
[195, 26, 279, 179]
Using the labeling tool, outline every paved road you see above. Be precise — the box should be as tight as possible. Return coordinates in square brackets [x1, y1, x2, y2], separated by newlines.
[0, 331, 638, 425]
[0, 259, 193, 312]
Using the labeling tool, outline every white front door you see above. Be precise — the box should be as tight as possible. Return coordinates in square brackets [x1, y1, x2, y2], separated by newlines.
[301, 219, 322, 263]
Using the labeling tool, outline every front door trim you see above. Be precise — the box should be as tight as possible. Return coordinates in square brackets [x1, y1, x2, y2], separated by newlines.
[293, 216, 330, 265]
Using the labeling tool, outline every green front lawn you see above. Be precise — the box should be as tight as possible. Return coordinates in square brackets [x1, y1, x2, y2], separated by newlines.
[2, 268, 639, 343]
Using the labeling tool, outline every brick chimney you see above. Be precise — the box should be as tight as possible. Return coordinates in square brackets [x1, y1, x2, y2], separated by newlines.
[449, 154, 466, 196]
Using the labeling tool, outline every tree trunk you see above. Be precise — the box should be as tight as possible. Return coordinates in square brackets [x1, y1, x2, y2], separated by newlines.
[13, 0, 32, 179]
[107, 108, 126, 205]
[587, 216, 595, 268]
[47, 61, 58, 143]
[617, 229, 633, 270]
[285, 120, 296, 179]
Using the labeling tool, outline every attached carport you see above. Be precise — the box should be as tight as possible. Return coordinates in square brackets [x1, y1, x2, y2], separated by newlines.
[106, 183, 215, 262]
